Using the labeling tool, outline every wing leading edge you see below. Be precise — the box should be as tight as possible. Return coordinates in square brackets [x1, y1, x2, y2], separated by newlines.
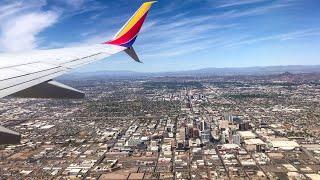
[0, 1, 156, 99]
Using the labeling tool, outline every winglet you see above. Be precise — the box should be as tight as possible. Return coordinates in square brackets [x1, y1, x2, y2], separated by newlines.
[104, 1, 156, 47]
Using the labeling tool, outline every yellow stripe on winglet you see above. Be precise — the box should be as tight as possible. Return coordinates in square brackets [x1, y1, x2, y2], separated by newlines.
[115, 1, 156, 38]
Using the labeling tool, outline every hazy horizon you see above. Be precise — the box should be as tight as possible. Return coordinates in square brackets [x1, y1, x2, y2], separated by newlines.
[0, 0, 319, 72]
[68, 64, 320, 74]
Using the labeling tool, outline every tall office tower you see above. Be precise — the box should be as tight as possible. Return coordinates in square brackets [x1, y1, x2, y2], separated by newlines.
[200, 120, 208, 132]
[193, 129, 200, 139]
[220, 133, 226, 144]
[188, 127, 194, 138]
[201, 129, 211, 144]
[232, 134, 241, 145]
[224, 114, 233, 122]
[179, 127, 186, 140]
[239, 121, 250, 131]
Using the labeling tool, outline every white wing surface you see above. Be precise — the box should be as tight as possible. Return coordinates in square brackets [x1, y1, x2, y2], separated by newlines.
[0, 44, 125, 98]
[0, 2, 156, 99]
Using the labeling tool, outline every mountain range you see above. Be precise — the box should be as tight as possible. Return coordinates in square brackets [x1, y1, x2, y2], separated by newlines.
[59, 65, 320, 80]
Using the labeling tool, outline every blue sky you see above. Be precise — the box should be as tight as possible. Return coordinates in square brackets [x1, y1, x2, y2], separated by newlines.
[0, 0, 319, 72]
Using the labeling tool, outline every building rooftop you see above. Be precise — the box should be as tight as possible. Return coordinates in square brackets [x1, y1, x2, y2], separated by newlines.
[238, 131, 256, 139]
[244, 138, 265, 145]
[270, 141, 300, 150]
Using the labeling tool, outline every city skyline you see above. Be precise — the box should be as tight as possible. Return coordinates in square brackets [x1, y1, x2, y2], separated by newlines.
[0, 0, 319, 72]
[1, 1, 320, 179]
[1, 73, 320, 179]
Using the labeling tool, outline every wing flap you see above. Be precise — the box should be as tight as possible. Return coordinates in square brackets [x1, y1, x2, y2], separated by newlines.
[11, 80, 84, 99]
[0, 126, 20, 144]
[0, 70, 65, 98]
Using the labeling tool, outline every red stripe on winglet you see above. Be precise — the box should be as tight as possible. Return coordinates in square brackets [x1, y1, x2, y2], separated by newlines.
[106, 11, 148, 46]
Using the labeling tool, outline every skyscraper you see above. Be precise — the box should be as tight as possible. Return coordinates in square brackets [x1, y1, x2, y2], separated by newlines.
[200, 120, 208, 132]
[232, 134, 241, 145]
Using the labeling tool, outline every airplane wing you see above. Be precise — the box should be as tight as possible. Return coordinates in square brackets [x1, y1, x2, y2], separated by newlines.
[0, 1, 156, 99]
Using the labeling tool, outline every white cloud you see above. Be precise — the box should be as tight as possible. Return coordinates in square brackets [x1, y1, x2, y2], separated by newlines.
[0, 1, 59, 52]
[0, 0, 106, 52]
[57, 0, 107, 20]
[215, 0, 267, 8]
[0, 2, 23, 20]
[222, 28, 320, 48]
[0, 11, 58, 52]
[131, 0, 301, 58]
[130, 13, 238, 58]
[63, 0, 85, 9]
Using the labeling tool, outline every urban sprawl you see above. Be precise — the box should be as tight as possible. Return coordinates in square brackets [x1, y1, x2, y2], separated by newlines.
[0, 72, 320, 179]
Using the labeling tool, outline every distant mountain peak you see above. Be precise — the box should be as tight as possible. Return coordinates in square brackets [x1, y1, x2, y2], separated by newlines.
[59, 65, 320, 80]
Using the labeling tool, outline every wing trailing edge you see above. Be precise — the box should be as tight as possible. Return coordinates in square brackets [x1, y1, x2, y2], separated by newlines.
[0, 126, 20, 145]
[11, 80, 85, 99]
